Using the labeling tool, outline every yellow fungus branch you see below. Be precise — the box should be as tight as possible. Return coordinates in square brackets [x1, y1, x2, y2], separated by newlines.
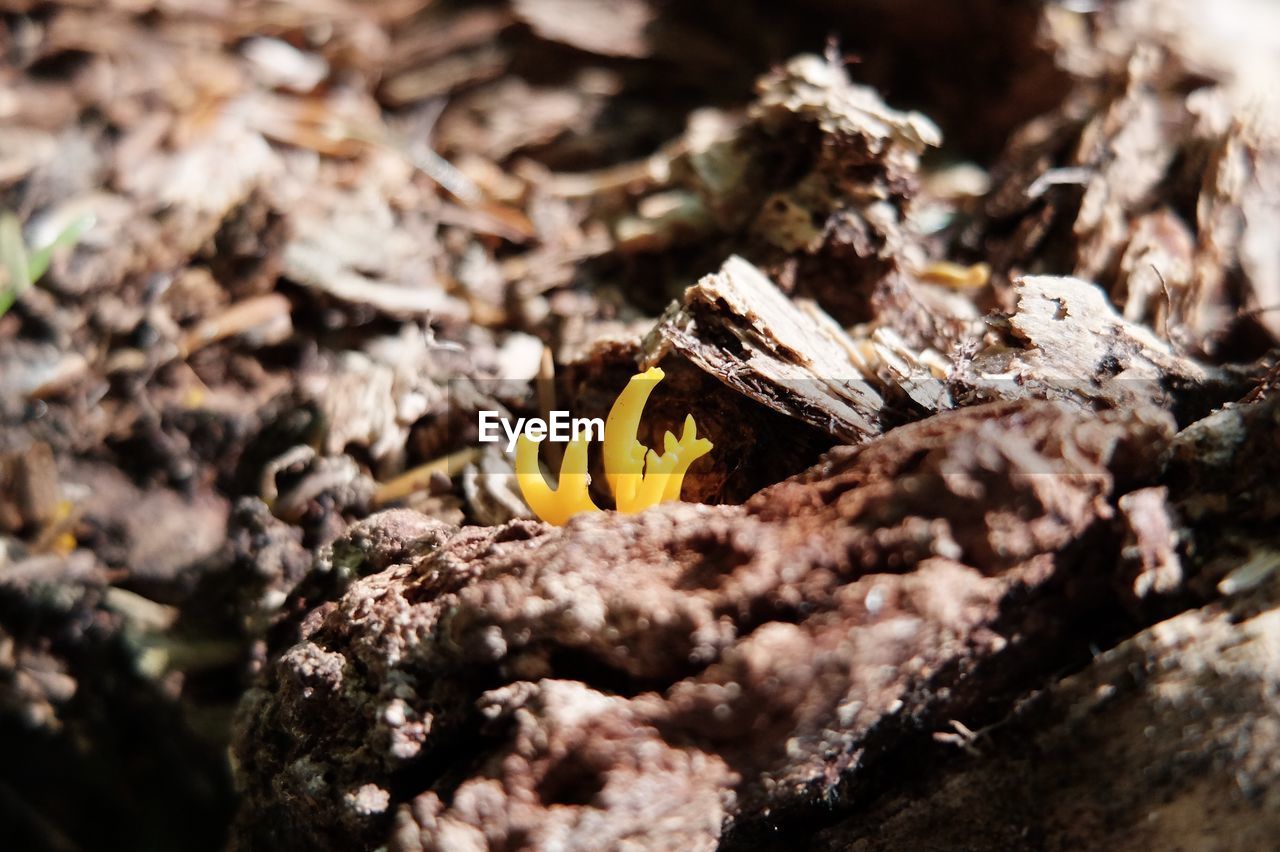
[660, 414, 713, 502]
[515, 432, 601, 526]
[603, 367, 665, 511]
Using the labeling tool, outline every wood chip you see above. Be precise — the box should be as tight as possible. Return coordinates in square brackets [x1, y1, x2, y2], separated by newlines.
[643, 255, 884, 443]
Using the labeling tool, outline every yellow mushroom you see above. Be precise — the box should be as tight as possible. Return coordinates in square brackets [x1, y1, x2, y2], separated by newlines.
[514, 367, 713, 525]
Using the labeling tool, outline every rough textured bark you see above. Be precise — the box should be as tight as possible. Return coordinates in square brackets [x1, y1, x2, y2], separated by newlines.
[810, 586, 1280, 852]
[231, 392, 1280, 851]
[231, 400, 1176, 849]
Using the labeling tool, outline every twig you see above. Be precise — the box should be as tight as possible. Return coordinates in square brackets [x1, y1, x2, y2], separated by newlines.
[373, 447, 482, 507]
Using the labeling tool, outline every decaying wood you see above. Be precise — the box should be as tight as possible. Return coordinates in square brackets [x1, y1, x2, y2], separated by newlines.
[2, 1, 1280, 850]
[978, 0, 1280, 361]
[956, 274, 1226, 412]
[810, 585, 1280, 852]
[229, 388, 1280, 851]
[643, 255, 885, 443]
[231, 400, 1174, 850]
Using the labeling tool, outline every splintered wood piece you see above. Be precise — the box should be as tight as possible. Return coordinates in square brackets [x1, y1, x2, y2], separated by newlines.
[642, 255, 884, 443]
[957, 275, 1225, 410]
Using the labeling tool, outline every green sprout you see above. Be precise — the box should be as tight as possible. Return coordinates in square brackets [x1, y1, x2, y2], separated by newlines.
[0, 210, 94, 318]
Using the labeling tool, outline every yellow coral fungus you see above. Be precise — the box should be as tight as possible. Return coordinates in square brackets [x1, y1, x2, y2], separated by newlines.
[513, 367, 713, 525]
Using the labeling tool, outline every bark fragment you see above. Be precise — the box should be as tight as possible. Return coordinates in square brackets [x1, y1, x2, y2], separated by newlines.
[643, 255, 885, 443]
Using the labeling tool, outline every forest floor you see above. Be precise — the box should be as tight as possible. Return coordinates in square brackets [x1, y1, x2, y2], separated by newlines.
[2, 1, 1279, 850]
